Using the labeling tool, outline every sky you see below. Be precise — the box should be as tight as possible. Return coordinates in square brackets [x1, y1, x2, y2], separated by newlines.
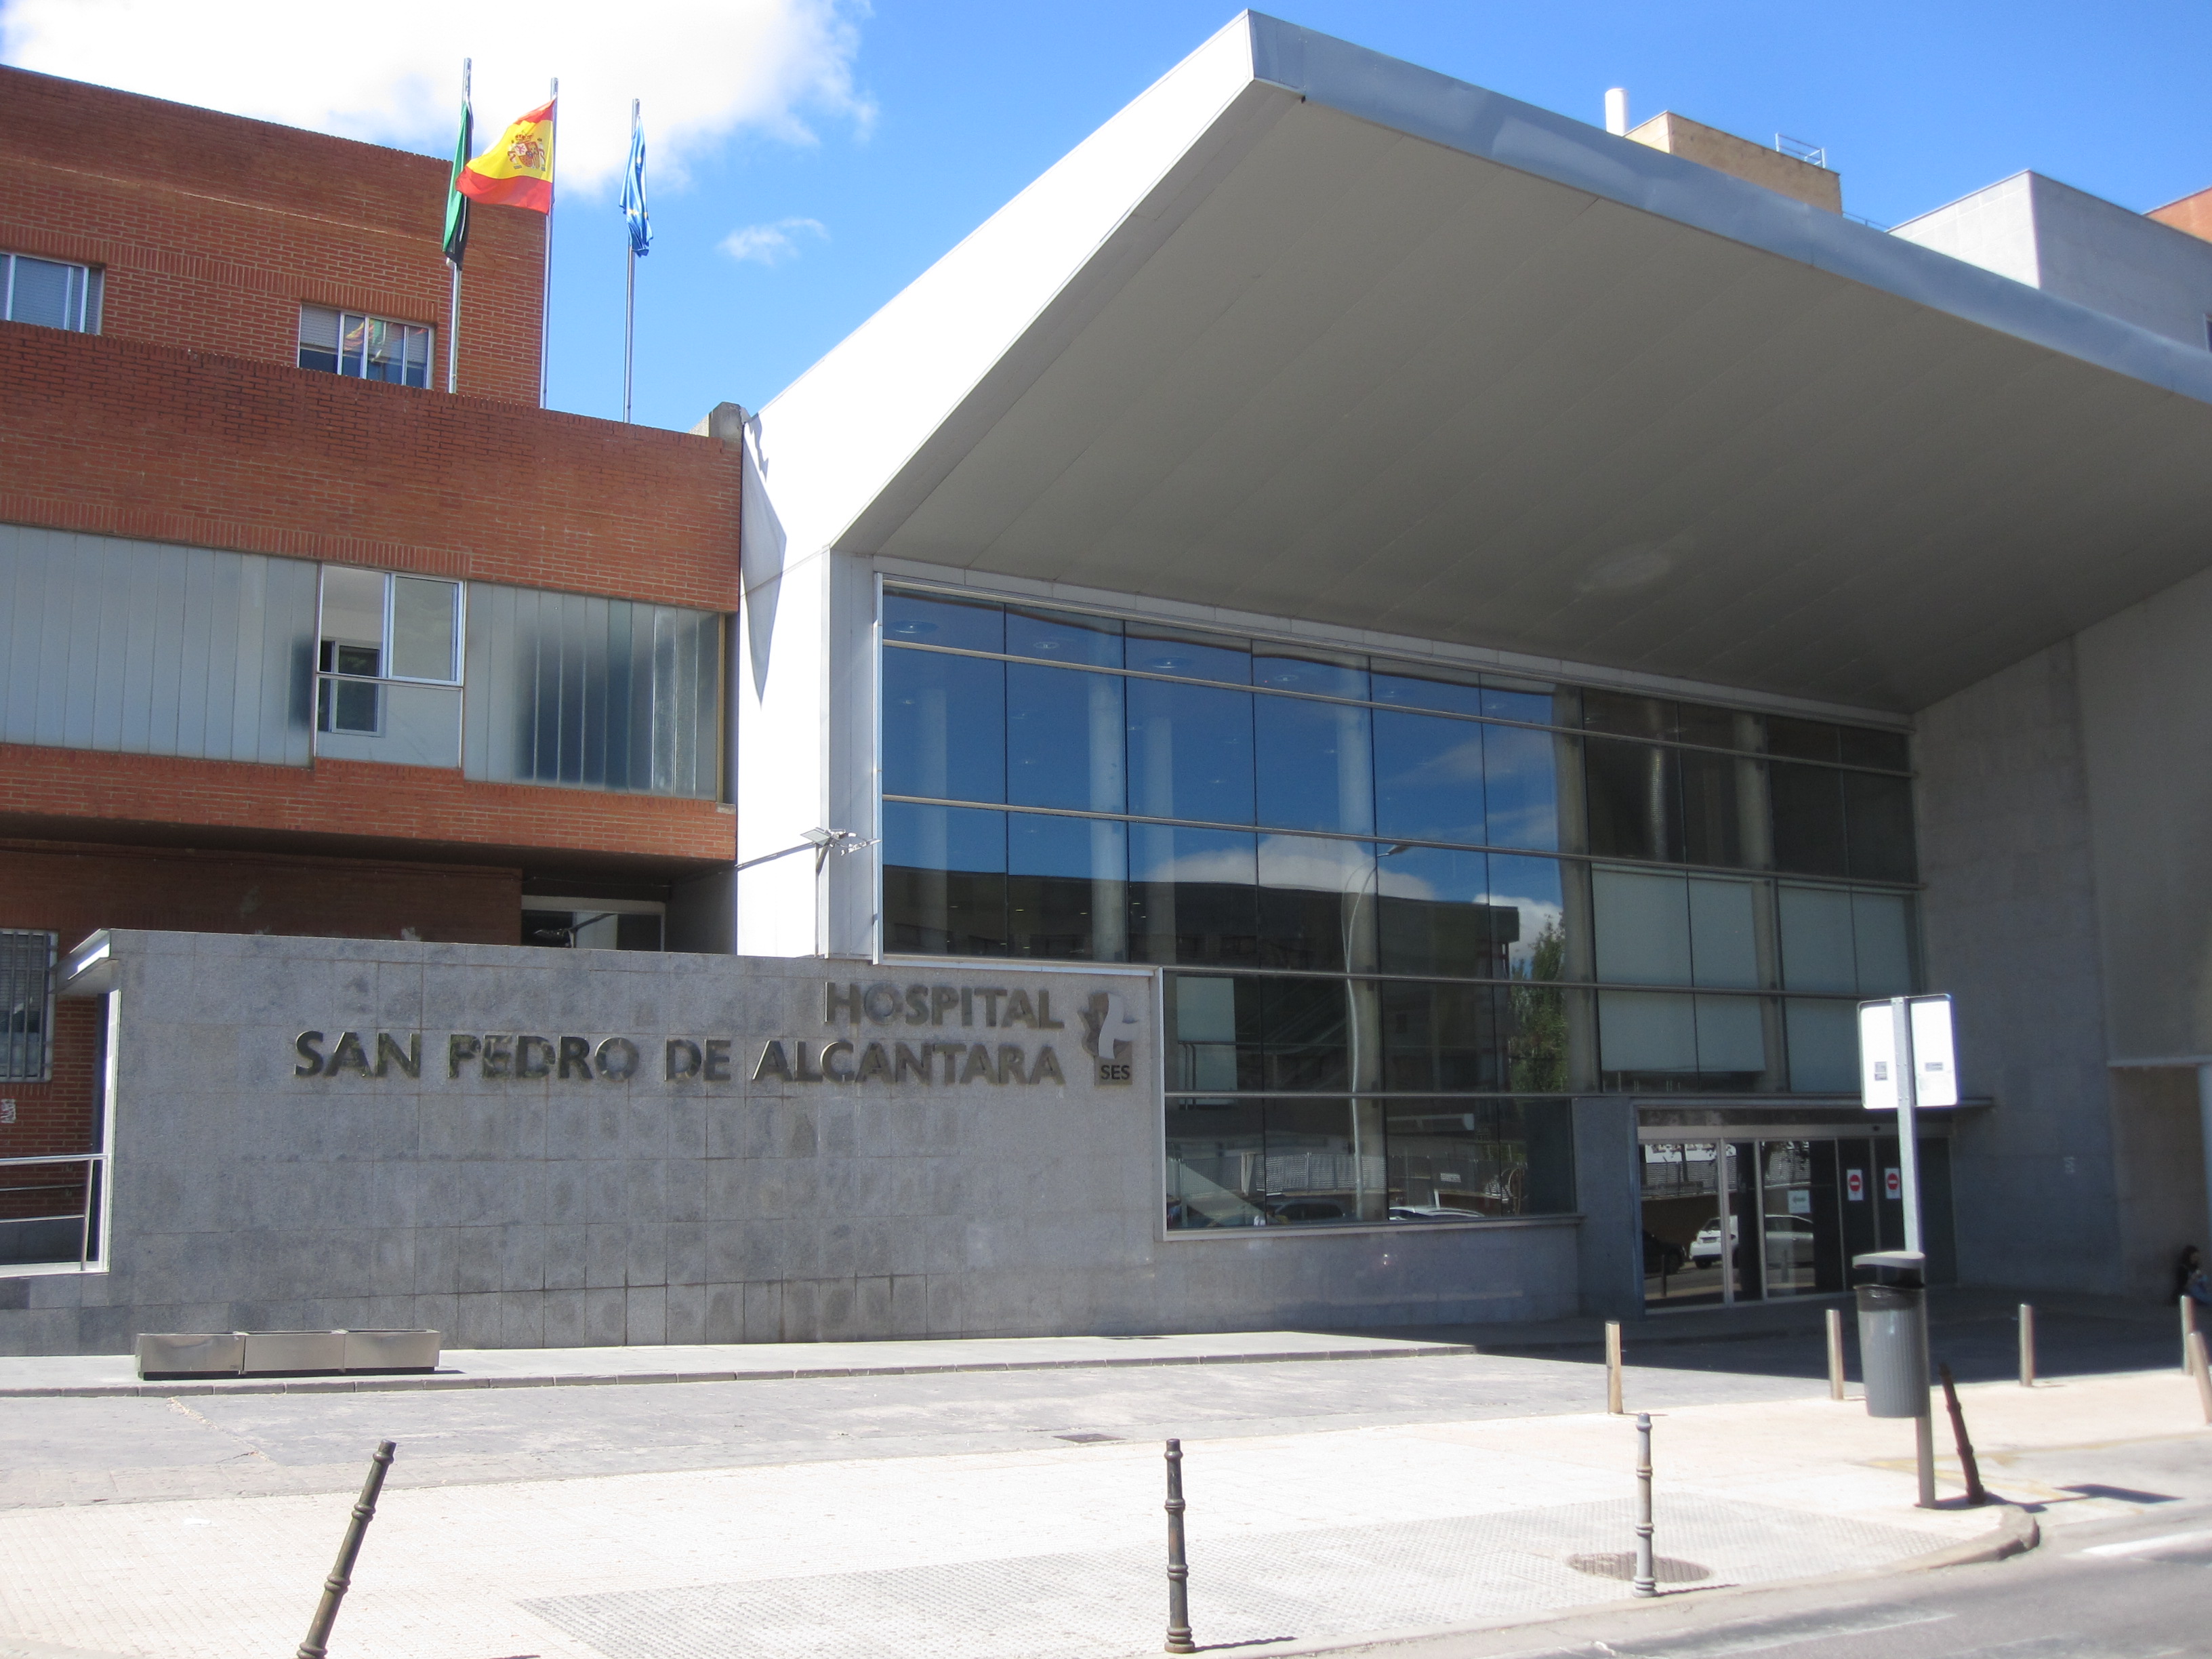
[6, 1, 2211, 433]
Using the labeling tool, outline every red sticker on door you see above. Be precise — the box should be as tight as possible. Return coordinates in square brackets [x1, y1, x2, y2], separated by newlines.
[1883, 1168, 1902, 1200]
[1845, 1169, 1865, 1202]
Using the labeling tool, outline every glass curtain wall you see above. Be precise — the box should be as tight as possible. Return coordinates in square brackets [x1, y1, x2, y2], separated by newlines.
[880, 588, 1922, 1229]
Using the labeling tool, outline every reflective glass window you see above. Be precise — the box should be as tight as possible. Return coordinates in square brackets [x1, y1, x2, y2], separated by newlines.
[1767, 716, 1841, 762]
[1130, 824, 1257, 966]
[884, 592, 1003, 653]
[1677, 702, 1753, 751]
[1484, 681, 1567, 725]
[1006, 605, 1122, 668]
[1260, 1097, 1376, 1224]
[1785, 999, 1858, 1091]
[1490, 855, 1568, 981]
[1482, 723, 1563, 851]
[1166, 975, 1242, 1093]
[1382, 981, 1504, 1091]
[1593, 867, 1692, 986]
[390, 576, 459, 682]
[1851, 890, 1914, 995]
[1166, 1098, 1265, 1228]
[1506, 979, 1576, 1091]
[1841, 727, 1910, 772]
[1583, 689, 1675, 741]
[1586, 737, 1681, 863]
[1008, 812, 1126, 961]
[1126, 677, 1254, 823]
[1373, 667, 1486, 718]
[1378, 846, 1504, 979]
[1687, 878, 1759, 989]
[1844, 771, 1916, 883]
[1373, 710, 1486, 846]
[1007, 663, 1124, 813]
[1696, 994, 1766, 1073]
[1126, 623, 1249, 684]
[1679, 749, 1750, 867]
[1769, 762, 1847, 876]
[1252, 981, 1351, 1090]
[881, 802, 1007, 956]
[1256, 695, 1374, 834]
[882, 647, 1005, 804]
[1257, 833, 1373, 972]
[1253, 646, 1366, 698]
[1778, 885, 1855, 992]
[1386, 1099, 1574, 1218]
[1599, 989, 1766, 1086]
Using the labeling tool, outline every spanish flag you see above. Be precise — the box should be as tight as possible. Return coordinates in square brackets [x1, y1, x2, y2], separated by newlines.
[458, 98, 555, 213]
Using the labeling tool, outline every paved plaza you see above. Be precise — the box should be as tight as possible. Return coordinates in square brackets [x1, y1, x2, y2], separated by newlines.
[1, 1309, 2205, 1659]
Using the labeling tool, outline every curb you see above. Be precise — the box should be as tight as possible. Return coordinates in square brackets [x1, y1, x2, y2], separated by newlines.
[1881, 1502, 2039, 1572]
[0, 1340, 1478, 1399]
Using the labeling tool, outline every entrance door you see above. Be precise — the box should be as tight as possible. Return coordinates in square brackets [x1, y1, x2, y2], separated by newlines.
[1639, 1142, 1727, 1308]
[1758, 1139, 1845, 1296]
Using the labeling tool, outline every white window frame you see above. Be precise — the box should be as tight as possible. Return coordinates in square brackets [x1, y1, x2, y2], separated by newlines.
[317, 567, 466, 689]
[1, 252, 102, 333]
[298, 304, 436, 388]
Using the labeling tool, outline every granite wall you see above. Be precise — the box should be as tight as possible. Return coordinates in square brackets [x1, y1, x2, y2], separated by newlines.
[1, 930, 1580, 1353]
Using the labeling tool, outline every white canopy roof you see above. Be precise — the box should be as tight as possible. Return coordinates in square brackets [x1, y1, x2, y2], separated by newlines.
[753, 12, 2212, 711]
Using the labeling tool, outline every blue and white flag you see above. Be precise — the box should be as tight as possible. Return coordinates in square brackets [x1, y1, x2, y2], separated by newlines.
[621, 110, 651, 258]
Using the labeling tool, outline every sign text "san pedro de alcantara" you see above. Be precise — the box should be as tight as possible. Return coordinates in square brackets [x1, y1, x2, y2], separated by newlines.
[291, 980, 1140, 1089]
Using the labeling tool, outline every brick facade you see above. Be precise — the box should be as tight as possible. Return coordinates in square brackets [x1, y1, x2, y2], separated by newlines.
[2150, 185, 2212, 245]
[0, 64, 544, 403]
[0, 323, 742, 611]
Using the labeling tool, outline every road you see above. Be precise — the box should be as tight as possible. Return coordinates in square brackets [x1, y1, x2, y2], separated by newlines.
[1361, 1498, 2212, 1658]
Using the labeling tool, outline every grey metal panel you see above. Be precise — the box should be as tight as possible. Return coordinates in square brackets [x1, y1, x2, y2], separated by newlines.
[0, 525, 314, 766]
[461, 579, 723, 798]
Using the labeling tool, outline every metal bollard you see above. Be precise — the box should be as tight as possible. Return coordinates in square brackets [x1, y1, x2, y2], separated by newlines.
[295, 1439, 395, 1659]
[2018, 1304, 2036, 1388]
[2184, 1294, 2198, 1376]
[1164, 1439, 1195, 1655]
[1605, 1320, 1624, 1415]
[1632, 1412, 1656, 1598]
[1937, 1363, 1986, 1505]
[1826, 1307, 1846, 1401]
[2190, 1332, 2212, 1427]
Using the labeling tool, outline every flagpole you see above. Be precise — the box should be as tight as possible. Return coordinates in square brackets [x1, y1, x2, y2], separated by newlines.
[447, 58, 470, 396]
[540, 77, 556, 408]
[624, 97, 638, 425]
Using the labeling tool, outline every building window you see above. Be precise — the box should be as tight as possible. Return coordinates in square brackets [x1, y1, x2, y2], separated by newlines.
[1, 931, 56, 1084]
[879, 586, 1923, 1147]
[299, 305, 433, 388]
[462, 585, 724, 800]
[2, 253, 100, 333]
[316, 566, 463, 768]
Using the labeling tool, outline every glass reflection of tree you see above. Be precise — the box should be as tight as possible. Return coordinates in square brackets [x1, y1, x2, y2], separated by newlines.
[1507, 917, 1568, 1092]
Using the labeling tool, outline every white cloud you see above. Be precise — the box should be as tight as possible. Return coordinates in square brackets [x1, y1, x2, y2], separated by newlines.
[721, 216, 828, 265]
[0, 0, 874, 194]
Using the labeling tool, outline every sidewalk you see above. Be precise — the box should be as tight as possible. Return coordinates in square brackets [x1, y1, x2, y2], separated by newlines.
[3, 1350, 2198, 1659]
[0, 1329, 1472, 1397]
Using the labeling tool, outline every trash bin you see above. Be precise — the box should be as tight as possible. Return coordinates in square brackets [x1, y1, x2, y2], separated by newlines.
[1853, 1250, 1929, 1419]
